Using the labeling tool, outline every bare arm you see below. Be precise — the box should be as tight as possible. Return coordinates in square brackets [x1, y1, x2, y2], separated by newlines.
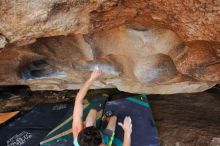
[72, 67, 101, 139]
[118, 116, 133, 146]
[122, 133, 131, 146]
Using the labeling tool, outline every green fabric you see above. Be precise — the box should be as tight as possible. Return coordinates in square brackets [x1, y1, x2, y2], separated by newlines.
[102, 131, 115, 146]
[108, 131, 115, 146]
[126, 97, 150, 108]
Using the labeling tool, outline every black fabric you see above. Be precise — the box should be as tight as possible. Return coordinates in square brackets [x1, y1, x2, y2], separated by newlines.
[0, 102, 71, 146]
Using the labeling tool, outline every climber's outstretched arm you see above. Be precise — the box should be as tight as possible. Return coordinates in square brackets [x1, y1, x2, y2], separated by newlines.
[72, 67, 101, 139]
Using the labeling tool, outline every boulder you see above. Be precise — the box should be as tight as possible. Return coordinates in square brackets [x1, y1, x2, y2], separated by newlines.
[0, 0, 219, 94]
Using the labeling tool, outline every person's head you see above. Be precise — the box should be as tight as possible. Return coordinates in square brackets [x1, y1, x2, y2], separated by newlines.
[78, 126, 102, 146]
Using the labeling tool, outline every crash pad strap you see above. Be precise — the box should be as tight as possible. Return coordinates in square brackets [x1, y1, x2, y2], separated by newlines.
[47, 116, 72, 136]
[40, 129, 72, 145]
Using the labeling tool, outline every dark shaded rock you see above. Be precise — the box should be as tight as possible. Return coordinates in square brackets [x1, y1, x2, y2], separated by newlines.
[149, 92, 220, 146]
[20, 60, 67, 80]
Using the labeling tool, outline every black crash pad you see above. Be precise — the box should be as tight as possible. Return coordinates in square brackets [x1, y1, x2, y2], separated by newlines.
[0, 102, 72, 146]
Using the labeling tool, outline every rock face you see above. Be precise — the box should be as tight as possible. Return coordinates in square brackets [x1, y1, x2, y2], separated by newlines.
[0, 0, 219, 94]
[150, 92, 220, 146]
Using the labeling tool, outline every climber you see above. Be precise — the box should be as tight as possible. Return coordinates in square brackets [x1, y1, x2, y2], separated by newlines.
[72, 66, 132, 146]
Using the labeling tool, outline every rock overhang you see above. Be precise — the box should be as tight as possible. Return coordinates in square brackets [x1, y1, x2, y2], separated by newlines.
[0, 0, 219, 94]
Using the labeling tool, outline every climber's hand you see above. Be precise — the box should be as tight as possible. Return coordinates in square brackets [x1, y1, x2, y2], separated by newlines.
[89, 66, 102, 82]
[118, 116, 132, 136]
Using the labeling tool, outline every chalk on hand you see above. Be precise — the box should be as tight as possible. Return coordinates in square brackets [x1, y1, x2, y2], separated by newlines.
[94, 65, 99, 71]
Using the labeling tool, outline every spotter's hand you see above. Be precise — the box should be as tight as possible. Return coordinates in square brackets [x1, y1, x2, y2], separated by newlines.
[89, 66, 102, 82]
